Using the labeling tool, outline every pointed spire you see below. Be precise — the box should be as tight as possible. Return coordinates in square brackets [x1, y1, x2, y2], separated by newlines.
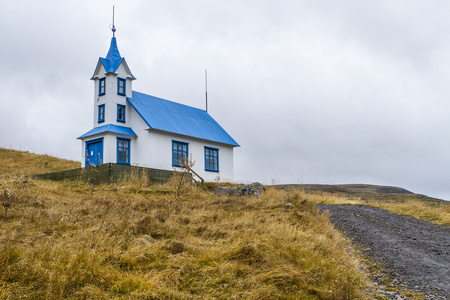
[99, 37, 124, 74]
[106, 37, 122, 61]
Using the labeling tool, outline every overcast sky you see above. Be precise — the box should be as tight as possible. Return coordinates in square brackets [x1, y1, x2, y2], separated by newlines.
[1, 1, 450, 200]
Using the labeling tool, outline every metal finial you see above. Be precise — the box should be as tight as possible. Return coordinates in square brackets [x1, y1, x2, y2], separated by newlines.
[112, 6, 116, 37]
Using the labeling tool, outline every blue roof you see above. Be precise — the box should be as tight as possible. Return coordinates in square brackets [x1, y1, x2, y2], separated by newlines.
[127, 91, 239, 147]
[91, 37, 136, 79]
[77, 124, 137, 139]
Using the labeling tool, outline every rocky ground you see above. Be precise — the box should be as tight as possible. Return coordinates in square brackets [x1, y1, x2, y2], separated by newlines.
[317, 204, 450, 300]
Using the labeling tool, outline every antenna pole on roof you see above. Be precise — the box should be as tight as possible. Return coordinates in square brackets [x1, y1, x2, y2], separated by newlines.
[205, 69, 208, 112]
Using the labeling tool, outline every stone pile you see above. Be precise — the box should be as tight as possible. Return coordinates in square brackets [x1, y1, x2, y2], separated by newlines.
[214, 182, 264, 197]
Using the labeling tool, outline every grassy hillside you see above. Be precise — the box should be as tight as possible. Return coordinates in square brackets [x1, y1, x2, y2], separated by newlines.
[0, 149, 371, 299]
[0, 148, 80, 177]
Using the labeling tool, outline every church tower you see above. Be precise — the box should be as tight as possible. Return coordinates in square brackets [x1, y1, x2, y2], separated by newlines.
[78, 22, 137, 167]
[90, 24, 135, 128]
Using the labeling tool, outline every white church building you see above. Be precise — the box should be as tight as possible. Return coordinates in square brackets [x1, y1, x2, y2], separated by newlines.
[78, 26, 239, 182]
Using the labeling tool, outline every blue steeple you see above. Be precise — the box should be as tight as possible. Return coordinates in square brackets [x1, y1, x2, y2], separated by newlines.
[106, 37, 121, 60]
[100, 37, 124, 74]
[91, 30, 136, 80]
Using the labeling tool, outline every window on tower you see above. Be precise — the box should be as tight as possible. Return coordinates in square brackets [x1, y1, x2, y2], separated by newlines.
[99, 77, 106, 96]
[117, 104, 126, 123]
[117, 78, 126, 96]
[117, 138, 130, 165]
[98, 104, 105, 123]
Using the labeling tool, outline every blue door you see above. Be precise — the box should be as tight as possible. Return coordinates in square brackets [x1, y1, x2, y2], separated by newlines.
[85, 138, 103, 166]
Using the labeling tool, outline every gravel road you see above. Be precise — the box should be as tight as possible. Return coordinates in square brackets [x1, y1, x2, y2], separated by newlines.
[317, 204, 450, 299]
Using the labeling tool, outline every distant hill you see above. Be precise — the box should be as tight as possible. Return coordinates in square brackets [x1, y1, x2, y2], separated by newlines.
[274, 184, 413, 195]
[274, 183, 448, 206]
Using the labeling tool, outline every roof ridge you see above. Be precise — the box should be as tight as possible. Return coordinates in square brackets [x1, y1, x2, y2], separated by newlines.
[132, 90, 206, 112]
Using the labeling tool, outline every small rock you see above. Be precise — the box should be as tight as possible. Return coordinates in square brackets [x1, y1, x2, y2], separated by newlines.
[285, 203, 294, 209]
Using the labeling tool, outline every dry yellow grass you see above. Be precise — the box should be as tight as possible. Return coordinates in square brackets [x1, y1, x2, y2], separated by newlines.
[0, 149, 373, 299]
[302, 191, 450, 226]
[0, 147, 80, 177]
[0, 181, 371, 299]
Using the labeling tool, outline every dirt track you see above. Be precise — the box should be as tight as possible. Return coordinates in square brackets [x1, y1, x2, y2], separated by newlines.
[317, 204, 450, 299]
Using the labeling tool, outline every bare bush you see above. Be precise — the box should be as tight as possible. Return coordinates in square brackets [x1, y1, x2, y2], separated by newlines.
[170, 157, 196, 198]
[0, 174, 27, 215]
